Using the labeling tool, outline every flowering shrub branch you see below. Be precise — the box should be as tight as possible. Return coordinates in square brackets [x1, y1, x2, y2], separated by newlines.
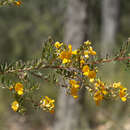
[0, 1, 130, 114]
[0, 37, 129, 114]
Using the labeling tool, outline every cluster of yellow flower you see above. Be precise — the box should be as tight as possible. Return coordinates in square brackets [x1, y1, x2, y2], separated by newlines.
[1, 0, 129, 113]
[9, 82, 24, 95]
[91, 80, 128, 105]
[10, 83, 55, 113]
[15, 82, 24, 95]
[113, 82, 128, 102]
[69, 80, 80, 99]
[55, 41, 97, 98]
[9, 40, 129, 113]
[82, 64, 107, 105]
[58, 44, 77, 64]
[93, 79, 108, 105]
[40, 96, 55, 114]
[84, 41, 96, 58]
[82, 65, 96, 82]
[10, 83, 24, 112]
[55, 40, 96, 64]
[54, 40, 128, 105]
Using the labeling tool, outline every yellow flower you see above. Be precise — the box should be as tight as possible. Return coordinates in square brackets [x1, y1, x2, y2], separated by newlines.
[40, 96, 55, 113]
[94, 80, 108, 105]
[14, 1, 21, 6]
[55, 41, 63, 48]
[88, 46, 96, 55]
[102, 90, 108, 95]
[95, 79, 104, 88]
[94, 91, 103, 105]
[69, 80, 80, 99]
[94, 79, 108, 97]
[88, 70, 96, 82]
[84, 50, 89, 59]
[15, 83, 24, 95]
[61, 58, 71, 64]
[80, 59, 85, 66]
[70, 87, 79, 99]
[113, 82, 121, 88]
[84, 40, 91, 45]
[82, 65, 90, 76]
[59, 44, 72, 64]
[119, 87, 127, 102]
[68, 44, 72, 51]
[69, 79, 77, 85]
[69, 80, 80, 88]
[83, 46, 96, 58]
[112, 82, 127, 102]
[11, 101, 19, 112]
[72, 50, 78, 55]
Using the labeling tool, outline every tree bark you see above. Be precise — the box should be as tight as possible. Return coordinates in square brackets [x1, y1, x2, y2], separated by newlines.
[53, 0, 89, 130]
[100, 0, 120, 81]
[100, 1, 121, 127]
[64, 0, 88, 49]
[101, 0, 120, 57]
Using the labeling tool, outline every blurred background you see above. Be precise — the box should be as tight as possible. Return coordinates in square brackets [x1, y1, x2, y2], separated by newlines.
[0, 0, 130, 130]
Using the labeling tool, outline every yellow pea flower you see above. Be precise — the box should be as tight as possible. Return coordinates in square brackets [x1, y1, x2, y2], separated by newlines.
[88, 46, 96, 55]
[11, 101, 19, 112]
[84, 40, 91, 45]
[14, 1, 21, 6]
[80, 59, 85, 64]
[95, 79, 104, 88]
[70, 87, 79, 99]
[82, 65, 90, 76]
[88, 70, 96, 81]
[95, 79, 108, 94]
[69, 80, 80, 99]
[40, 96, 55, 113]
[94, 91, 103, 105]
[55, 41, 63, 48]
[62, 58, 71, 64]
[15, 82, 24, 95]
[72, 50, 78, 55]
[69, 80, 77, 85]
[68, 44, 72, 51]
[119, 87, 127, 102]
[59, 44, 72, 64]
[84, 50, 89, 59]
[113, 82, 121, 88]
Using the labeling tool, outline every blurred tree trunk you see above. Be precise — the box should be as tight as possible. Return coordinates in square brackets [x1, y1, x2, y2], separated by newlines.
[101, 0, 129, 125]
[53, 0, 90, 130]
[100, 0, 120, 80]
[100, 0, 122, 128]
[101, 0, 120, 57]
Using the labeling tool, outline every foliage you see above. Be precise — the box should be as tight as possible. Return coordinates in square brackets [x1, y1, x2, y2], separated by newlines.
[0, 37, 129, 114]
[0, 0, 21, 6]
[0, 0, 130, 115]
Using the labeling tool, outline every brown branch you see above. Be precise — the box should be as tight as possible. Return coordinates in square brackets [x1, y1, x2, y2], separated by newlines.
[0, 65, 67, 75]
[0, 56, 130, 76]
[87, 56, 130, 65]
